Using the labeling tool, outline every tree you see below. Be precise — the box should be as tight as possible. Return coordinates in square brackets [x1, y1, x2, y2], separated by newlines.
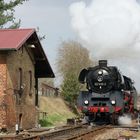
[61, 73, 80, 104]
[57, 40, 92, 77]
[57, 40, 93, 107]
[0, 0, 27, 29]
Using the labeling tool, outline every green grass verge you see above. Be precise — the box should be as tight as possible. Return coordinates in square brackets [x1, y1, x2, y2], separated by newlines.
[39, 113, 71, 127]
[39, 119, 53, 127]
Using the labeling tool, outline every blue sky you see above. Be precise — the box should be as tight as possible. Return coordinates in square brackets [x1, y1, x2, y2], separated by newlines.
[14, 0, 90, 73]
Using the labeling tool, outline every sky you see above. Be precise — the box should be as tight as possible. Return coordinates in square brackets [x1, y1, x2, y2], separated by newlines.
[14, 0, 87, 69]
[14, 0, 91, 86]
[13, 0, 140, 91]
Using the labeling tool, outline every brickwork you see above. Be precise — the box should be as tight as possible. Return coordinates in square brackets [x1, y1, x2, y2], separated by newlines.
[0, 29, 54, 132]
[0, 54, 7, 129]
[0, 46, 37, 131]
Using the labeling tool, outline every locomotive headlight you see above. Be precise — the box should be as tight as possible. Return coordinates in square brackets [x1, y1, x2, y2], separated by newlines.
[84, 100, 89, 105]
[98, 70, 103, 75]
[111, 100, 116, 105]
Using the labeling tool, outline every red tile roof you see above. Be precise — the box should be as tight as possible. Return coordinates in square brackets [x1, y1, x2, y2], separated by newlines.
[0, 28, 35, 50]
[0, 28, 55, 78]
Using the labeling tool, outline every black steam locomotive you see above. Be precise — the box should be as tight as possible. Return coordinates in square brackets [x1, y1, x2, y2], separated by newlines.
[77, 60, 137, 124]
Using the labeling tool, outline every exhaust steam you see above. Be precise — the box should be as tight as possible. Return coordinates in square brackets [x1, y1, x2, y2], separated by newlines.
[69, 0, 140, 91]
[118, 114, 132, 125]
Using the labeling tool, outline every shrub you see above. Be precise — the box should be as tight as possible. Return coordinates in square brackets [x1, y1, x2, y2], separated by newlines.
[39, 119, 53, 127]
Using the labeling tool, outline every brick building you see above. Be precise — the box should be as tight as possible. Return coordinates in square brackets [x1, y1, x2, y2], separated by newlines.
[40, 83, 60, 97]
[0, 29, 54, 131]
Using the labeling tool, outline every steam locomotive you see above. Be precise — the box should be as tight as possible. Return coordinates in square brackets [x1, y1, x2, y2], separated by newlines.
[77, 60, 137, 124]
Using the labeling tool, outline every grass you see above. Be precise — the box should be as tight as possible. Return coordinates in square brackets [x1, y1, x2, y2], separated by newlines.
[39, 119, 53, 127]
[39, 96, 76, 127]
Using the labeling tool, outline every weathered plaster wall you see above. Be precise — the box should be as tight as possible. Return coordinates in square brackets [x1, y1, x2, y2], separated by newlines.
[0, 46, 37, 131]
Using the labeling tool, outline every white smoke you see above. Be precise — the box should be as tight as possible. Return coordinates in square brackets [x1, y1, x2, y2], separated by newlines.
[118, 114, 132, 125]
[69, 0, 140, 91]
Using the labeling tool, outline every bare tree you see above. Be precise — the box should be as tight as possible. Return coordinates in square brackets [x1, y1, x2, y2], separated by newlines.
[57, 40, 92, 77]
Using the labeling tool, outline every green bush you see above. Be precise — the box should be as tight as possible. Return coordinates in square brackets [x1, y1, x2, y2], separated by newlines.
[39, 119, 53, 127]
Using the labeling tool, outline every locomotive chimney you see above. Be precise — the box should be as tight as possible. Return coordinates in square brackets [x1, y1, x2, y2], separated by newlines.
[99, 60, 107, 67]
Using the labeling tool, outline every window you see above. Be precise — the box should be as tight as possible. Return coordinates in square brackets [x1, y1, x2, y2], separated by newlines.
[29, 71, 32, 96]
[19, 68, 23, 98]
[19, 68, 23, 90]
[29, 71, 32, 91]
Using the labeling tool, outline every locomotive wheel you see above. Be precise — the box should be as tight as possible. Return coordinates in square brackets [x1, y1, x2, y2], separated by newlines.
[110, 115, 114, 124]
[110, 113, 118, 125]
[85, 114, 96, 124]
[132, 110, 138, 119]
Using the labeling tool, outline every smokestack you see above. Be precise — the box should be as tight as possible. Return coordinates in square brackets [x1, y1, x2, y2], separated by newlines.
[99, 60, 107, 67]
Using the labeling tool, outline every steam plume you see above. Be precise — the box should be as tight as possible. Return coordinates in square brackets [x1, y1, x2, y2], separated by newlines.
[118, 114, 132, 125]
[69, 0, 140, 90]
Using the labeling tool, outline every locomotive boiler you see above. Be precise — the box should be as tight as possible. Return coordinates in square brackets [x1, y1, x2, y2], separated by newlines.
[77, 60, 137, 124]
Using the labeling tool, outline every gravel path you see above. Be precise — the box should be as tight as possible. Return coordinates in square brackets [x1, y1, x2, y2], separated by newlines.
[92, 128, 137, 140]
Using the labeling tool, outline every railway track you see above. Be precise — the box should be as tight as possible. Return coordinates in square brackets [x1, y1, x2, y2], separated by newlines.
[21, 125, 111, 140]
[0, 124, 137, 140]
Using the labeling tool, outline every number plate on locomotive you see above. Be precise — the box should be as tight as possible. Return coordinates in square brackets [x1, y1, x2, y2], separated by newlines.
[94, 82, 106, 86]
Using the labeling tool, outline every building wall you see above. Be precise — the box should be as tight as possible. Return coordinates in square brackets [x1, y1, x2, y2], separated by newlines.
[0, 46, 37, 131]
[0, 53, 7, 129]
[41, 83, 59, 97]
